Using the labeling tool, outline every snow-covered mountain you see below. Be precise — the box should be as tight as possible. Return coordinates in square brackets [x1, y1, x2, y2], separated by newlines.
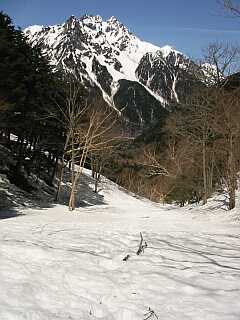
[24, 15, 202, 125]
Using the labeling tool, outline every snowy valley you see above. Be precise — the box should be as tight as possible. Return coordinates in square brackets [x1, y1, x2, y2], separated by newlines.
[1, 170, 240, 320]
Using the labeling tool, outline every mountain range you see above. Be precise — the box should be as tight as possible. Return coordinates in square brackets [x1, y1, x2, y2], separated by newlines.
[24, 15, 204, 126]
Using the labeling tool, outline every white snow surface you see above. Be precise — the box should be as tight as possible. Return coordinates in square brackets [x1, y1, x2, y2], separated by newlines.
[1, 171, 240, 319]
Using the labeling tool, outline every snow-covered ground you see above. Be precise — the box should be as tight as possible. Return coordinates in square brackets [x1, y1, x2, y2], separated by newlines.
[1, 172, 240, 319]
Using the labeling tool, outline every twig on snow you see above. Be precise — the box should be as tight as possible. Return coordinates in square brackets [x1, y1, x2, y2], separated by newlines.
[144, 307, 159, 320]
[136, 232, 148, 255]
[123, 254, 130, 261]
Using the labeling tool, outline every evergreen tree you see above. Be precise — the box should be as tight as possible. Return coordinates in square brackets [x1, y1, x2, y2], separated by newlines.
[0, 12, 66, 186]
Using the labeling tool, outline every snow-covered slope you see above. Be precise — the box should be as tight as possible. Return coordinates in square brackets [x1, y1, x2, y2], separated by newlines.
[24, 15, 160, 82]
[24, 15, 202, 125]
[1, 170, 240, 319]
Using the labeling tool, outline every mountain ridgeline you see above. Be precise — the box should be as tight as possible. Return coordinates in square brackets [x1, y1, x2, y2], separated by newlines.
[24, 14, 204, 127]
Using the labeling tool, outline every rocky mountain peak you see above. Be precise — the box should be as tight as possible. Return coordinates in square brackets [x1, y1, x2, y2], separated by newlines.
[24, 15, 204, 126]
[64, 15, 80, 31]
[106, 16, 129, 32]
[79, 14, 103, 29]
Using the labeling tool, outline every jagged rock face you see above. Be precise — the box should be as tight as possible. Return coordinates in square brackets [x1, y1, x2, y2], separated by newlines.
[24, 15, 155, 78]
[92, 57, 113, 96]
[114, 80, 167, 125]
[24, 15, 202, 126]
[136, 50, 203, 102]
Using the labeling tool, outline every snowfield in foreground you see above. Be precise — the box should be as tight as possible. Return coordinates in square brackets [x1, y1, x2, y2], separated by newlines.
[1, 172, 240, 320]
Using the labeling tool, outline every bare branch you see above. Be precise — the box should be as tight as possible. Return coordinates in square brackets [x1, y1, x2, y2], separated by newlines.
[202, 42, 240, 85]
[223, 0, 240, 16]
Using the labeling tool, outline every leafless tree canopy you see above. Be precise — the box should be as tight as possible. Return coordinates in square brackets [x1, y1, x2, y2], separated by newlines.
[49, 81, 125, 210]
[223, 0, 240, 16]
[202, 42, 240, 85]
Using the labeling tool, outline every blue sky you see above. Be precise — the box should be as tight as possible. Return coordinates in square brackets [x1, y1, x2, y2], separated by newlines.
[1, 0, 240, 58]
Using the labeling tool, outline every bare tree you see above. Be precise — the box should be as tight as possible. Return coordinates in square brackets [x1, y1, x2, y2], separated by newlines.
[202, 42, 240, 85]
[133, 138, 196, 203]
[90, 146, 114, 193]
[47, 80, 113, 207]
[67, 103, 121, 210]
[161, 91, 216, 205]
[51, 81, 87, 201]
[185, 90, 217, 203]
[211, 87, 240, 210]
[201, 39, 240, 209]
[164, 87, 240, 210]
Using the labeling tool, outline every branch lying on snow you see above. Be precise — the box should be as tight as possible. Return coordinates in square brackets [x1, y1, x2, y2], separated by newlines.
[136, 232, 148, 255]
[123, 254, 130, 261]
[122, 232, 148, 261]
[144, 307, 159, 320]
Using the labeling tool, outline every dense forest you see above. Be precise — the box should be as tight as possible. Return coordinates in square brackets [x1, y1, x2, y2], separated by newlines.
[0, 12, 66, 197]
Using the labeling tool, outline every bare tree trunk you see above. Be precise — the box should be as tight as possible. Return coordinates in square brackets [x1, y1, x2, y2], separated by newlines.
[69, 132, 76, 210]
[69, 176, 76, 211]
[202, 137, 208, 204]
[229, 185, 236, 210]
[228, 134, 236, 210]
[50, 155, 59, 185]
[94, 171, 101, 193]
[55, 133, 70, 201]
[55, 161, 64, 201]
[209, 152, 214, 194]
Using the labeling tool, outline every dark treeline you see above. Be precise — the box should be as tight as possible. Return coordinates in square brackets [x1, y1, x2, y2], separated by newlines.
[0, 12, 66, 190]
